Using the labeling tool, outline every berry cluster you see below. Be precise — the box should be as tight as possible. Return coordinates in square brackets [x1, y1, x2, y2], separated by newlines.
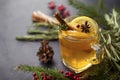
[32, 73, 39, 80]
[32, 70, 87, 80]
[59, 70, 81, 80]
[48, 1, 70, 18]
[32, 72, 55, 80]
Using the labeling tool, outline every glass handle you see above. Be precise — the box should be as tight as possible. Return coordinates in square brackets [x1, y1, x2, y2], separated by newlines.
[90, 44, 104, 64]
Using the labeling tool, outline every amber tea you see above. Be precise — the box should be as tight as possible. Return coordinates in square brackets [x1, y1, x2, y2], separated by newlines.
[58, 16, 103, 73]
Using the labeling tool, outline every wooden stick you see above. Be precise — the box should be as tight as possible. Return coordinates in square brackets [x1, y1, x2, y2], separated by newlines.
[54, 12, 75, 30]
[32, 11, 59, 24]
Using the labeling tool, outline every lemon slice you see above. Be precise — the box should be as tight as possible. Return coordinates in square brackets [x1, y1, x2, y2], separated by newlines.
[67, 16, 98, 35]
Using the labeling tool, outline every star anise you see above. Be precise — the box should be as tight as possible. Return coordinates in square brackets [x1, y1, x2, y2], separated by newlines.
[81, 21, 90, 33]
[37, 40, 54, 63]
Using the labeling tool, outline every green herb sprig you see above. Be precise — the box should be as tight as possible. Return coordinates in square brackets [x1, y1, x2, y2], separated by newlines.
[99, 9, 120, 70]
[16, 22, 58, 41]
[15, 64, 68, 80]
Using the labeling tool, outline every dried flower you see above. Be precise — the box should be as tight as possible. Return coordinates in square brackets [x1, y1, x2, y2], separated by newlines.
[48, 1, 56, 9]
[57, 4, 66, 12]
[63, 10, 70, 18]
[81, 21, 90, 33]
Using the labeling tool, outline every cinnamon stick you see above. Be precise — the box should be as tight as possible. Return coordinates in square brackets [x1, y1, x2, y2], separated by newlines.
[54, 12, 74, 30]
[32, 11, 59, 24]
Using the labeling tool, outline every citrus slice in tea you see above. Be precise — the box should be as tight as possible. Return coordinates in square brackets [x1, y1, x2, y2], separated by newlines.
[67, 16, 98, 35]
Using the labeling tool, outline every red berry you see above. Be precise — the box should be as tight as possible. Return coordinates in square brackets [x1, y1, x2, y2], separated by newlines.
[41, 74, 47, 79]
[33, 76, 39, 80]
[43, 77, 47, 80]
[76, 24, 80, 28]
[32, 73, 37, 77]
[65, 72, 73, 77]
[73, 75, 81, 80]
[57, 4, 66, 11]
[63, 10, 70, 17]
[48, 1, 56, 9]
[46, 76, 53, 80]
[76, 77, 80, 80]
[73, 76, 77, 79]
[59, 70, 64, 74]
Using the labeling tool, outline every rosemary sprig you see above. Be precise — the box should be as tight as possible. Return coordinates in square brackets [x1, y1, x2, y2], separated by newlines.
[16, 34, 58, 41]
[27, 29, 58, 35]
[16, 22, 58, 41]
[27, 25, 58, 34]
[99, 9, 120, 70]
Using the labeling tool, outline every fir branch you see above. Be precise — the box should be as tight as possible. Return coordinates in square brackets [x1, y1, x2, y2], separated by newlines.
[15, 64, 68, 80]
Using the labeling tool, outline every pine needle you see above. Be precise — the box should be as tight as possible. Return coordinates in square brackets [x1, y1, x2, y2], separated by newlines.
[15, 64, 68, 80]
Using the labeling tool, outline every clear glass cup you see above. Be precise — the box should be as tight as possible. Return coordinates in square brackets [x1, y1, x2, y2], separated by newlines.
[58, 16, 104, 73]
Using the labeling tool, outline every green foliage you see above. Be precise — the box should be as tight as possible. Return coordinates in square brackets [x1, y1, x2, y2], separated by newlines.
[99, 9, 120, 71]
[68, 0, 120, 79]
[68, 0, 107, 27]
[16, 22, 58, 41]
[15, 64, 68, 80]
[59, 24, 68, 30]
[83, 59, 120, 80]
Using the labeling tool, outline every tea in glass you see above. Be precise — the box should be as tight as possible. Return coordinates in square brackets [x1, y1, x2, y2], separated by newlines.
[58, 16, 103, 73]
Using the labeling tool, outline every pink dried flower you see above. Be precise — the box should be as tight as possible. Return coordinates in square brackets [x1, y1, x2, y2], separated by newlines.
[57, 4, 66, 11]
[63, 10, 70, 18]
[48, 1, 56, 9]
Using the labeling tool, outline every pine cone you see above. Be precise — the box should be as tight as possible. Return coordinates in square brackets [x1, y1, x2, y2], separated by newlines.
[37, 40, 54, 63]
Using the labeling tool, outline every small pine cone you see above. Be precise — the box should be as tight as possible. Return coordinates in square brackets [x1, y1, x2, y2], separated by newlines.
[37, 40, 54, 63]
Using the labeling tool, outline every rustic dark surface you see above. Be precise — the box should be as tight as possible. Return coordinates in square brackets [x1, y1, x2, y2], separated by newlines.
[0, 0, 119, 80]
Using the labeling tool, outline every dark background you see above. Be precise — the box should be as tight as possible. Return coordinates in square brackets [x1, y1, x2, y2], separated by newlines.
[0, 0, 120, 80]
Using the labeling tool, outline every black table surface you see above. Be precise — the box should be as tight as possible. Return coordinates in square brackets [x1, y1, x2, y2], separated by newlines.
[0, 0, 120, 80]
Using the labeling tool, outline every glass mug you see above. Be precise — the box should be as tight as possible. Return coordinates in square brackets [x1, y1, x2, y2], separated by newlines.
[58, 16, 104, 73]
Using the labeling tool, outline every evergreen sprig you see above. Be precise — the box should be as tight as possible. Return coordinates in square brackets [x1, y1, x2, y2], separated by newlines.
[59, 24, 68, 30]
[15, 64, 68, 80]
[16, 22, 58, 41]
[16, 34, 58, 41]
[27, 22, 58, 34]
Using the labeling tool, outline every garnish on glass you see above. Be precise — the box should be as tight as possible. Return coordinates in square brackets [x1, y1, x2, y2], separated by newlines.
[54, 12, 75, 30]
[81, 21, 90, 33]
